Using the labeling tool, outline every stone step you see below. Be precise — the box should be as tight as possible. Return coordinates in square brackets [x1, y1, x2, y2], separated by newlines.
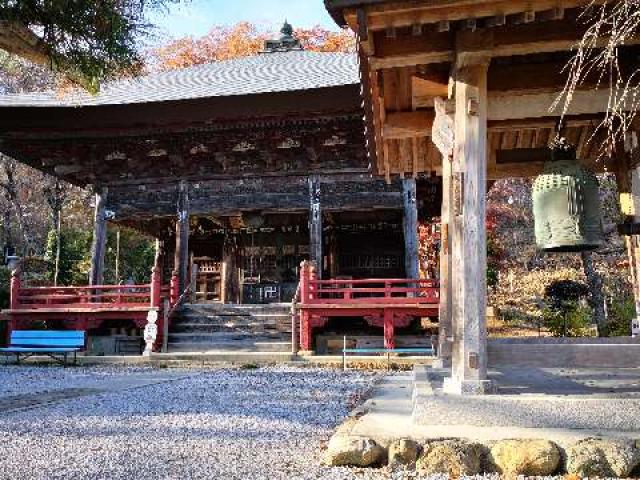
[169, 303, 293, 351]
[171, 323, 272, 333]
[168, 340, 291, 353]
[177, 313, 289, 322]
[169, 332, 285, 341]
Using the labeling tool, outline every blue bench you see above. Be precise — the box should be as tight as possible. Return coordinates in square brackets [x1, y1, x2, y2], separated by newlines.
[0, 330, 85, 366]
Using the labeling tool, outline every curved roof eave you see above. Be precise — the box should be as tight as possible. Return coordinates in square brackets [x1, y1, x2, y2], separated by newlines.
[0, 51, 360, 108]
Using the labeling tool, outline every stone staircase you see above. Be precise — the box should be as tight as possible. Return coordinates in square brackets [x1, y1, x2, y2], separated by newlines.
[168, 303, 292, 352]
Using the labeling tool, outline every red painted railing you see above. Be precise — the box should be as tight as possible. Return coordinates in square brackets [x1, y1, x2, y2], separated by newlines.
[10, 266, 171, 311]
[5, 266, 180, 352]
[297, 261, 440, 351]
[300, 262, 439, 305]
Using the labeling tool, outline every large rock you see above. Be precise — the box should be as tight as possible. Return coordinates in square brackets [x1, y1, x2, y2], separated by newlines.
[388, 438, 420, 466]
[323, 435, 386, 467]
[416, 440, 482, 476]
[567, 438, 640, 478]
[490, 439, 561, 476]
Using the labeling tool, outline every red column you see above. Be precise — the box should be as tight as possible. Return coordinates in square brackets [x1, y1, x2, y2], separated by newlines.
[383, 310, 395, 349]
[170, 270, 180, 306]
[299, 261, 310, 303]
[150, 266, 161, 309]
[300, 311, 312, 351]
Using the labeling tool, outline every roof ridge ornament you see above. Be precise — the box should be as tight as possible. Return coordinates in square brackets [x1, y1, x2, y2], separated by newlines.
[261, 20, 303, 53]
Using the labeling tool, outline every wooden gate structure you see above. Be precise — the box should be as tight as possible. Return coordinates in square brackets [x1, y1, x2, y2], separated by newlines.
[325, 0, 640, 393]
[0, 27, 430, 350]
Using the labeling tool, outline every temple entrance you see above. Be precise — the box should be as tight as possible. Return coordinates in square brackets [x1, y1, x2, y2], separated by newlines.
[187, 209, 407, 305]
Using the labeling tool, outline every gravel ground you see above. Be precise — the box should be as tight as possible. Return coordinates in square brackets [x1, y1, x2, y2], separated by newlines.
[0, 365, 401, 480]
[0, 366, 164, 398]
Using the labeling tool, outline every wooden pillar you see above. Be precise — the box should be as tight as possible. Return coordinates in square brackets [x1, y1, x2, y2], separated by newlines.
[299, 261, 313, 351]
[308, 175, 323, 279]
[383, 310, 395, 349]
[438, 152, 454, 366]
[89, 187, 108, 286]
[444, 60, 493, 394]
[402, 178, 420, 280]
[615, 154, 640, 335]
[174, 181, 189, 293]
[221, 234, 240, 304]
[328, 230, 339, 279]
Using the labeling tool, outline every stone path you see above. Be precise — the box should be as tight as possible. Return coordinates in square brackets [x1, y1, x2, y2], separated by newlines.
[0, 388, 103, 414]
[341, 366, 640, 449]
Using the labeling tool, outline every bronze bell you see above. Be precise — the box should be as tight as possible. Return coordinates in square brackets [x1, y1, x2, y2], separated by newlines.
[532, 139, 604, 252]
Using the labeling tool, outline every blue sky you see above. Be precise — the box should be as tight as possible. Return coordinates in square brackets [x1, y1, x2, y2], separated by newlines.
[148, 0, 339, 42]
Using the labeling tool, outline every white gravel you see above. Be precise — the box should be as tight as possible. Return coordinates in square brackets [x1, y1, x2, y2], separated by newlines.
[0, 366, 162, 398]
[0, 365, 394, 480]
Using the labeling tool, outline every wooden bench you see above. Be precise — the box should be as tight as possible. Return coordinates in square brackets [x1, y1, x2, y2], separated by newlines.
[0, 330, 85, 366]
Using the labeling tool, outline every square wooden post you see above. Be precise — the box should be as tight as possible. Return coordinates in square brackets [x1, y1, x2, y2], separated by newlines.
[174, 181, 189, 294]
[444, 60, 493, 394]
[402, 178, 420, 280]
[221, 234, 240, 304]
[89, 186, 108, 286]
[308, 175, 323, 279]
[432, 97, 455, 367]
[437, 152, 454, 366]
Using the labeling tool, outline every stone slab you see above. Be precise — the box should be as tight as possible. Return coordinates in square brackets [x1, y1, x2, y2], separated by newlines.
[337, 366, 640, 450]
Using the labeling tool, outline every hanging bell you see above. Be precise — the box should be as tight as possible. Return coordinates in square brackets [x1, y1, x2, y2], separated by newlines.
[532, 138, 604, 252]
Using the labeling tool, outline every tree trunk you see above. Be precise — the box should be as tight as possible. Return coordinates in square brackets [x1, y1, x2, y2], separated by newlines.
[581, 251, 607, 336]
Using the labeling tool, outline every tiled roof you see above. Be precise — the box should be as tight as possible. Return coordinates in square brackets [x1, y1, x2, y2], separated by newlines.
[0, 51, 359, 107]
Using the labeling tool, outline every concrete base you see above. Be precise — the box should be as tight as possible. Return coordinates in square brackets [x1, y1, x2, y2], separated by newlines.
[442, 375, 495, 395]
[488, 337, 640, 368]
[431, 356, 451, 369]
[332, 365, 640, 450]
[2, 352, 434, 369]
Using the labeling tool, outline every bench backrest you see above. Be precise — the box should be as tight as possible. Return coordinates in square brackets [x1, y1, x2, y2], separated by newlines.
[10, 330, 85, 348]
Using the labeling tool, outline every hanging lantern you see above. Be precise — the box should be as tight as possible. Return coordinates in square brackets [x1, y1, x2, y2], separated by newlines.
[532, 138, 604, 252]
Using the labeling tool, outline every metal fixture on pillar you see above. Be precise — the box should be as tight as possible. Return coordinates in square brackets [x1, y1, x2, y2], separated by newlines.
[532, 137, 604, 252]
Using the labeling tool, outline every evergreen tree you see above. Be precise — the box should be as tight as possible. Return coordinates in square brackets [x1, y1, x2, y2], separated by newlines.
[0, 1, 177, 90]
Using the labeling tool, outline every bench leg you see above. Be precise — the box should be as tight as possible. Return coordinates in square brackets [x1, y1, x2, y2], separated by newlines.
[15, 353, 20, 365]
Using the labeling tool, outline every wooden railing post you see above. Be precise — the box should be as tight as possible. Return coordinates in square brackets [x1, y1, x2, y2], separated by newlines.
[7, 267, 20, 339]
[300, 261, 310, 303]
[170, 269, 180, 307]
[309, 261, 318, 301]
[9, 268, 21, 311]
[150, 266, 161, 309]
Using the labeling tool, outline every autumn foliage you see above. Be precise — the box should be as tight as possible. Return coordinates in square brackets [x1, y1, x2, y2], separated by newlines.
[148, 22, 355, 72]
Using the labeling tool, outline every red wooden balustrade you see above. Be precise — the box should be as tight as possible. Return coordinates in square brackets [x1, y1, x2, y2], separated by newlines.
[4, 267, 181, 352]
[297, 261, 439, 351]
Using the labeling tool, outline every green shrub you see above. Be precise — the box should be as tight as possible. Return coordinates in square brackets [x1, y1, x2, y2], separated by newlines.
[605, 296, 634, 337]
[544, 280, 589, 308]
[542, 300, 592, 337]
